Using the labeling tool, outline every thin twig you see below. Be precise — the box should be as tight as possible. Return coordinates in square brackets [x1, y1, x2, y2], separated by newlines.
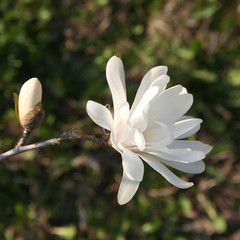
[16, 129, 31, 147]
[0, 128, 110, 161]
[0, 138, 62, 161]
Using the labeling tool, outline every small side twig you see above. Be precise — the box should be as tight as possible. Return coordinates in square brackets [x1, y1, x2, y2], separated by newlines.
[16, 129, 31, 147]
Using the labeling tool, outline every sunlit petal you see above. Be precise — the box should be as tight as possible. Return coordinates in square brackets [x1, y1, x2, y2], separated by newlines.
[146, 85, 185, 124]
[130, 86, 159, 120]
[169, 118, 202, 139]
[140, 153, 193, 188]
[160, 158, 205, 174]
[117, 171, 140, 205]
[131, 66, 168, 113]
[106, 56, 127, 121]
[149, 92, 193, 124]
[130, 111, 148, 132]
[134, 129, 145, 151]
[144, 145, 205, 163]
[168, 140, 213, 154]
[118, 101, 130, 124]
[144, 122, 173, 146]
[173, 116, 201, 139]
[178, 125, 201, 139]
[122, 148, 144, 181]
[86, 100, 113, 131]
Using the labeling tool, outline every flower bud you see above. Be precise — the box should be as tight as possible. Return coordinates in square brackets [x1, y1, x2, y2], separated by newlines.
[14, 78, 44, 131]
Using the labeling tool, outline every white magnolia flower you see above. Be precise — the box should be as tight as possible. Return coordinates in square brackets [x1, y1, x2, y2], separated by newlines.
[14, 78, 43, 130]
[86, 56, 212, 205]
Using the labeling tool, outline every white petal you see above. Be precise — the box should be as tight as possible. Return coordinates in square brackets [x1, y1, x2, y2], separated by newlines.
[168, 140, 213, 154]
[150, 74, 170, 88]
[131, 66, 168, 114]
[178, 125, 201, 139]
[169, 118, 202, 139]
[19, 78, 42, 120]
[114, 101, 132, 143]
[118, 101, 130, 124]
[179, 87, 188, 94]
[130, 111, 148, 131]
[159, 157, 205, 174]
[140, 153, 193, 188]
[130, 86, 159, 120]
[122, 148, 144, 181]
[148, 87, 193, 124]
[144, 145, 205, 163]
[117, 171, 140, 205]
[146, 85, 183, 125]
[144, 122, 173, 146]
[106, 56, 126, 120]
[134, 129, 145, 151]
[174, 116, 201, 138]
[86, 100, 113, 131]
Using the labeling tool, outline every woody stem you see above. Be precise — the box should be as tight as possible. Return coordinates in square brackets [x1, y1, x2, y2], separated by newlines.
[0, 128, 110, 161]
[16, 129, 31, 147]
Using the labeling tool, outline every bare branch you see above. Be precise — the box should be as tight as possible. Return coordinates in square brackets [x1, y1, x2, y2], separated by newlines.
[81, 134, 110, 146]
[0, 128, 110, 161]
[0, 138, 62, 161]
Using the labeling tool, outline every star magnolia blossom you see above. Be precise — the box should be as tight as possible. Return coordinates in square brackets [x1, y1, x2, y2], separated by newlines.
[86, 56, 212, 205]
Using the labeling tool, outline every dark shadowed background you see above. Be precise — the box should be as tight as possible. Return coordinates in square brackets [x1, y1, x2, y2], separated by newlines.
[0, 0, 240, 239]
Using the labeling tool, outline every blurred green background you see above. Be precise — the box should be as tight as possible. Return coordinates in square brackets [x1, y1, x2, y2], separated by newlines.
[0, 0, 240, 239]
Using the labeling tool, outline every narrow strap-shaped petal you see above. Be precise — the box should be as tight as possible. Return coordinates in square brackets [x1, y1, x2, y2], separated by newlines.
[118, 101, 130, 125]
[131, 75, 170, 119]
[146, 85, 183, 127]
[122, 148, 144, 181]
[106, 56, 126, 121]
[148, 86, 193, 125]
[169, 118, 202, 139]
[144, 145, 205, 163]
[134, 129, 145, 151]
[144, 122, 173, 146]
[130, 86, 159, 121]
[178, 125, 201, 139]
[173, 116, 201, 139]
[168, 140, 213, 154]
[130, 111, 148, 132]
[117, 171, 140, 205]
[145, 151, 206, 173]
[139, 153, 193, 188]
[114, 101, 132, 144]
[160, 158, 205, 174]
[131, 67, 169, 114]
[86, 100, 114, 131]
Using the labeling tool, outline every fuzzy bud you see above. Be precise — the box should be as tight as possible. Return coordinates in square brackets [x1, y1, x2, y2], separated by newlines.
[14, 78, 44, 131]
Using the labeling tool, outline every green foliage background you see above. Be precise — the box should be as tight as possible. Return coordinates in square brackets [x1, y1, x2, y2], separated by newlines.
[0, 0, 240, 239]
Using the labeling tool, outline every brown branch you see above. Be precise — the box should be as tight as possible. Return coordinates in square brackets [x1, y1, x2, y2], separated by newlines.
[0, 128, 110, 161]
[81, 134, 110, 146]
